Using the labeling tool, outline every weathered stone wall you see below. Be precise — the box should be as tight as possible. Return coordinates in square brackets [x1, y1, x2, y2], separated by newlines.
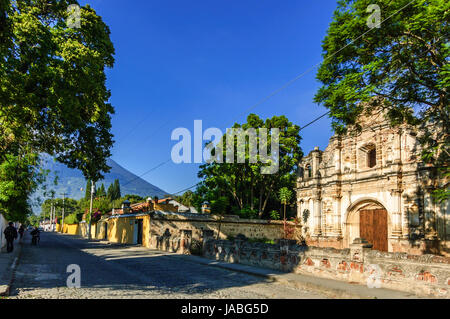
[203, 238, 450, 298]
[147, 212, 301, 252]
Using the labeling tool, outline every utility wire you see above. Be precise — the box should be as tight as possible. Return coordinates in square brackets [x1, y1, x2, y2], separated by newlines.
[115, 0, 418, 195]
[165, 109, 332, 197]
[121, 158, 172, 187]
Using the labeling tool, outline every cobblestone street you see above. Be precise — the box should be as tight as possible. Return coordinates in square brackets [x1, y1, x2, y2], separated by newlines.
[9, 232, 326, 299]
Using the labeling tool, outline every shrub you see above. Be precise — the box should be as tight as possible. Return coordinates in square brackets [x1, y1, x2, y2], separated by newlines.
[64, 213, 79, 225]
[235, 207, 258, 219]
[270, 210, 280, 220]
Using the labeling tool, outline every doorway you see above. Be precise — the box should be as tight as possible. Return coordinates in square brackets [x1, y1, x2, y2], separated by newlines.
[359, 209, 388, 251]
[133, 220, 143, 245]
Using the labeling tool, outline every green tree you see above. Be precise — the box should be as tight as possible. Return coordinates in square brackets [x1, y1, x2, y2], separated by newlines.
[175, 190, 195, 207]
[315, 0, 449, 200]
[97, 183, 106, 198]
[122, 194, 144, 204]
[0, 1, 116, 221]
[0, 153, 45, 222]
[114, 179, 121, 200]
[41, 197, 80, 219]
[85, 180, 92, 200]
[197, 114, 302, 218]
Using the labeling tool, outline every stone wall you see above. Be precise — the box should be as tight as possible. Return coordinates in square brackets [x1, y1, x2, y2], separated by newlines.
[203, 238, 450, 298]
[147, 212, 302, 253]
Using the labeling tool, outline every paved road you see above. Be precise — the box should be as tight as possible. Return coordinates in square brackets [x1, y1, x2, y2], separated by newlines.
[10, 232, 326, 299]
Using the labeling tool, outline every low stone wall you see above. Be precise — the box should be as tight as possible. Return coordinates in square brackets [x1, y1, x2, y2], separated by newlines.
[203, 238, 450, 298]
[147, 212, 301, 253]
[306, 236, 450, 257]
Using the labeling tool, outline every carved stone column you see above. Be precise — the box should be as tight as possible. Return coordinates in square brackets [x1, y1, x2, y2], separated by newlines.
[297, 198, 303, 220]
[313, 193, 322, 236]
[402, 194, 410, 239]
[391, 189, 403, 238]
[333, 195, 343, 237]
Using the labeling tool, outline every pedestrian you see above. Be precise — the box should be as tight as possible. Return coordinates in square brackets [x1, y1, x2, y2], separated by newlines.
[3, 222, 18, 253]
[18, 224, 25, 240]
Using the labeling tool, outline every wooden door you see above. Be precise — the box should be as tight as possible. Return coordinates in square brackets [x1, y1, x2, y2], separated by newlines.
[360, 209, 388, 251]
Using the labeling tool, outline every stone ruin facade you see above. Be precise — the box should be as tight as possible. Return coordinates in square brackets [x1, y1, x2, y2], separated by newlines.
[297, 107, 449, 256]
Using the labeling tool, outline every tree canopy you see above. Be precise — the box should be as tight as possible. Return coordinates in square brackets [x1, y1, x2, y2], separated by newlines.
[195, 114, 302, 219]
[0, 1, 115, 221]
[315, 0, 449, 199]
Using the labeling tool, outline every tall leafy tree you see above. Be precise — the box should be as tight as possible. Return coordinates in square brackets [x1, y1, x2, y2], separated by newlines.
[96, 183, 105, 197]
[85, 179, 92, 201]
[107, 182, 114, 200]
[197, 114, 302, 218]
[314, 0, 449, 199]
[0, 152, 45, 222]
[114, 179, 121, 200]
[0, 1, 115, 221]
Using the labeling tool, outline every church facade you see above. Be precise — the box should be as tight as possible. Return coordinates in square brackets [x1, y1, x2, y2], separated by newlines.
[296, 109, 449, 256]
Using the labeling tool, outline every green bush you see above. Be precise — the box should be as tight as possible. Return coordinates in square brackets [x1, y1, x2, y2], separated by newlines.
[270, 210, 280, 220]
[235, 207, 258, 219]
[64, 213, 80, 225]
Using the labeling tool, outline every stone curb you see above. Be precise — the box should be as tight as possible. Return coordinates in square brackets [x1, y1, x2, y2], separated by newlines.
[0, 239, 23, 297]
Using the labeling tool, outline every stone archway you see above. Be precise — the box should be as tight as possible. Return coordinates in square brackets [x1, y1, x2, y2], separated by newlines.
[345, 199, 389, 252]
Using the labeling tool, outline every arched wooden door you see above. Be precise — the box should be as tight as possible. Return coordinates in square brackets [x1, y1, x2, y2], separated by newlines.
[359, 209, 388, 251]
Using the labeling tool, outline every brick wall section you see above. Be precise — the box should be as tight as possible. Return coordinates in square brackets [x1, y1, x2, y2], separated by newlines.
[202, 238, 450, 298]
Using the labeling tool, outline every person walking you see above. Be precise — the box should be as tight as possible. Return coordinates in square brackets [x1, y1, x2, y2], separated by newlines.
[18, 225, 25, 240]
[3, 222, 18, 253]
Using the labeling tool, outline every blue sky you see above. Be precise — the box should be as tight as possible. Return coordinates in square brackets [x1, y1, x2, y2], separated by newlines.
[80, 0, 339, 194]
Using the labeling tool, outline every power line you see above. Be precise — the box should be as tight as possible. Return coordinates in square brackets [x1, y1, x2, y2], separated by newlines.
[114, 0, 417, 194]
[121, 159, 172, 187]
[165, 110, 331, 196]
[234, 0, 418, 121]
[299, 111, 331, 130]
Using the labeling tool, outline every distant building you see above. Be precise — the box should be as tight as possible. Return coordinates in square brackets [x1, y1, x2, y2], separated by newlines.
[297, 107, 449, 255]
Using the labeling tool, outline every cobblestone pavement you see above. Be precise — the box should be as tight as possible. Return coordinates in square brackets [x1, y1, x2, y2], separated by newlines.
[9, 232, 327, 299]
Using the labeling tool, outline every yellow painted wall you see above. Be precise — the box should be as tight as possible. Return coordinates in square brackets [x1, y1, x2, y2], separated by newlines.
[65, 224, 79, 235]
[142, 215, 151, 248]
[107, 215, 148, 245]
[56, 224, 61, 232]
[107, 217, 134, 244]
[57, 215, 149, 247]
[96, 221, 108, 240]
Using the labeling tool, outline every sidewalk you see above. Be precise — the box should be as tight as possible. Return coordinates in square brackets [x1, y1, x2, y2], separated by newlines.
[175, 254, 428, 299]
[0, 236, 23, 296]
